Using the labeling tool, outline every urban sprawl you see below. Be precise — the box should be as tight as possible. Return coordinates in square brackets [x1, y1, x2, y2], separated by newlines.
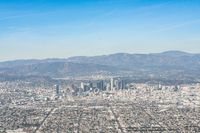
[0, 77, 200, 133]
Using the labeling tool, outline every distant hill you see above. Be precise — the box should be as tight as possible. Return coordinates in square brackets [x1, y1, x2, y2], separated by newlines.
[0, 62, 121, 78]
[67, 51, 200, 71]
[0, 51, 200, 80]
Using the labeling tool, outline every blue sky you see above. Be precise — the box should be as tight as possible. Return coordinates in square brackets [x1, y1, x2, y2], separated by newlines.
[0, 0, 200, 61]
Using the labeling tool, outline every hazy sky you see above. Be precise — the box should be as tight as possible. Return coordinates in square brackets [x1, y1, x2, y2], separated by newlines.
[0, 0, 200, 61]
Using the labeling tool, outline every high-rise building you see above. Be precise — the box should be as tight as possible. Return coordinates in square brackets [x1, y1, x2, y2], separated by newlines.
[97, 80, 104, 90]
[81, 82, 85, 90]
[110, 78, 114, 91]
[106, 83, 110, 91]
[55, 85, 60, 96]
[89, 82, 93, 88]
[80, 82, 89, 92]
[118, 80, 126, 90]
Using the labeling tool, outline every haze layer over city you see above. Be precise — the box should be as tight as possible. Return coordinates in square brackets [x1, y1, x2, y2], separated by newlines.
[0, 0, 200, 133]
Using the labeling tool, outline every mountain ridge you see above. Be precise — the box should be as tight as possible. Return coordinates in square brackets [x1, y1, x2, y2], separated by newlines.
[0, 51, 200, 80]
[0, 50, 199, 63]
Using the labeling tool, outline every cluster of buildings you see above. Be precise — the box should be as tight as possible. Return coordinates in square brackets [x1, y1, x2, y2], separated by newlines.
[80, 78, 126, 92]
[50, 78, 127, 99]
[0, 78, 200, 132]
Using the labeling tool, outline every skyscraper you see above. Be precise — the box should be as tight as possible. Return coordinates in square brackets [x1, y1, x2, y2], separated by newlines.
[110, 78, 114, 91]
[106, 83, 110, 91]
[117, 79, 126, 90]
[97, 80, 104, 91]
[55, 85, 60, 96]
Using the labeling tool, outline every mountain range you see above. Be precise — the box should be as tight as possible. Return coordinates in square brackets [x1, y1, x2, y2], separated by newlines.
[0, 51, 200, 81]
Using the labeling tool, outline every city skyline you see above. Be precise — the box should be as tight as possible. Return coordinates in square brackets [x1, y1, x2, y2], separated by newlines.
[0, 0, 200, 61]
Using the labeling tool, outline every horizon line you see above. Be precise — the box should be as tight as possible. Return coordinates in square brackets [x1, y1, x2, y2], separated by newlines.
[0, 50, 199, 63]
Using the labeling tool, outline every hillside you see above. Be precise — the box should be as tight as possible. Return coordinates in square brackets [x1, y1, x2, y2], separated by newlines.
[0, 51, 200, 80]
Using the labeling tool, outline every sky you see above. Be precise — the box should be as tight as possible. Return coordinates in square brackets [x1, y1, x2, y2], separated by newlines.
[0, 0, 200, 61]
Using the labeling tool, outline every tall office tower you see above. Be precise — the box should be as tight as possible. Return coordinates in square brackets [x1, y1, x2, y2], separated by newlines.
[97, 80, 104, 90]
[80, 82, 89, 92]
[158, 83, 162, 90]
[89, 82, 93, 88]
[80, 82, 85, 90]
[110, 78, 114, 91]
[117, 80, 121, 90]
[106, 83, 111, 91]
[118, 80, 126, 90]
[55, 85, 60, 96]
[121, 80, 126, 90]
